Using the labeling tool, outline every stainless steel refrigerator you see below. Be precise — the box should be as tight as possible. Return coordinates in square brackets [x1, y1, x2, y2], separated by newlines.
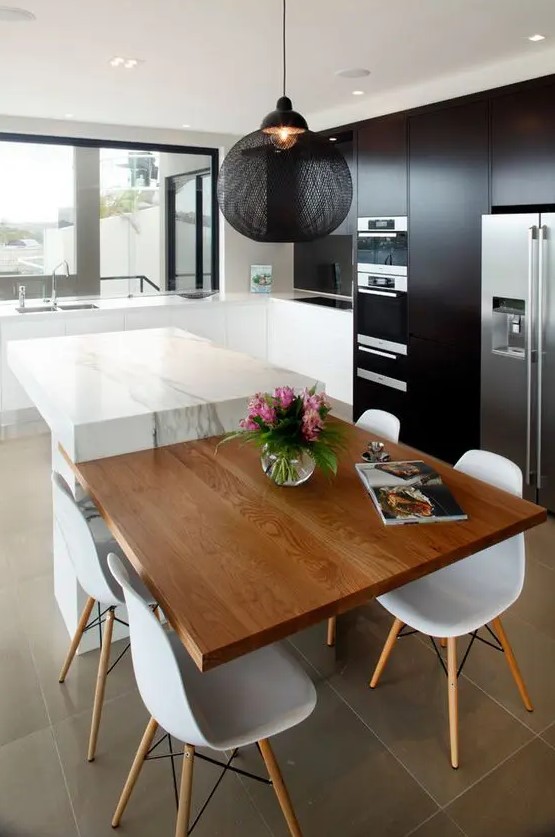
[482, 213, 555, 510]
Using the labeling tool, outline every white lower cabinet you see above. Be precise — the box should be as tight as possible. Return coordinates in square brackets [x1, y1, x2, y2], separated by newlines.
[1, 319, 66, 412]
[0, 298, 353, 415]
[64, 312, 125, 337]
[124, 308, 172, 330]
[225, 304, 268, 360]
[171, 306, 226, 345]
[268, 301, 353, 404]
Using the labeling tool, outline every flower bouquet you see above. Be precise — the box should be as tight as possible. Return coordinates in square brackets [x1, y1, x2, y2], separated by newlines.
[218, 385, 345, 486]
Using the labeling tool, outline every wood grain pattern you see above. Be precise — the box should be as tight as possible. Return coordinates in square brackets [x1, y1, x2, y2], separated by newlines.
[61, 420, 546, 672]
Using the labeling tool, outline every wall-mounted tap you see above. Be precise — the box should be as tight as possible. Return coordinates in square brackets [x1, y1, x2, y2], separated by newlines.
[51, 260, 70, 306]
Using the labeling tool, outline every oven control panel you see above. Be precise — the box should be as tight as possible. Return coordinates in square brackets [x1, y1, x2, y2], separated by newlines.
[357, 272, 407, 293]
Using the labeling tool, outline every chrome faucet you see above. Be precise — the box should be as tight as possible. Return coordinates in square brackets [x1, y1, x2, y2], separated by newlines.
[51, 260, 70, 306]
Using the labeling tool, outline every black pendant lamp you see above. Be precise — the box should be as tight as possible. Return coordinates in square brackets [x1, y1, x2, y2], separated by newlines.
[217, 0, 353, 243]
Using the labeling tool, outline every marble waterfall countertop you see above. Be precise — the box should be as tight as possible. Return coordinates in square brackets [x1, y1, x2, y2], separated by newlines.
[7, 327, 318, 462]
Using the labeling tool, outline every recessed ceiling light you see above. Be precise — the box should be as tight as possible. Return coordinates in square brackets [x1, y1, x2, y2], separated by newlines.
[109, 56, 141, 68]
[64, 113, 74, 119]
[329, 137, 337, 142]
[352, 90, 364, 96]
[181, 123, 191, 129]
[0, 6, 35, 21]
[336, 68, 370, 79]
[528, 33, 545, 41]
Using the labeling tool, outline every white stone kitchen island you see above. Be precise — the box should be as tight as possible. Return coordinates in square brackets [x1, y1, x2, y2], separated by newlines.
[8, 327, 318, 650]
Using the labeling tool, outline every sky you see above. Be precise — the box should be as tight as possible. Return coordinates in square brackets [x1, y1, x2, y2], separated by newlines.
[0, 142, 74, 224]
[0, 143, 158, 225]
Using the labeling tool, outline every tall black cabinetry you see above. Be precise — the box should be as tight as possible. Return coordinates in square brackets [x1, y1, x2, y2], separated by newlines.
[491, 81, 555, 207]
[357, 114, 407, 217]
[406, 100, 489, 463]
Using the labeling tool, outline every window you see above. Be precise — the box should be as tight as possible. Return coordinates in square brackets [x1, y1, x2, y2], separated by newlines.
[99, 147, 162, 297]
[0, 136, 218, 301]
[0, 141, 75, 300]
[166, 154, 216, 292]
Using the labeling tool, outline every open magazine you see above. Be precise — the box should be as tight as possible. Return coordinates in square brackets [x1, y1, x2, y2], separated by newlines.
[355, 460, 468, 525]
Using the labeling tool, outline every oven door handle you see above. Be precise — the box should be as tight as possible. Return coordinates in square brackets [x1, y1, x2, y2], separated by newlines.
[358, 288, 399, 298]
[359, 346, 397, 360]
[358, 232, 399, 238]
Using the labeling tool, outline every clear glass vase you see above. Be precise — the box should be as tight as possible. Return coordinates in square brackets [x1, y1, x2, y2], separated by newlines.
[260, 446, 316, 487]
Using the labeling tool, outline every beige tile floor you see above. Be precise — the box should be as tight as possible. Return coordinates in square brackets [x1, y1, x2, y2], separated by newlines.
[1, 427, 555, 836]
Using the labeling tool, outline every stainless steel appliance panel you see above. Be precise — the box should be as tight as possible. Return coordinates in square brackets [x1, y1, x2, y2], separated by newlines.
[538, 213, 555, 510]
[481, 214, 538, 497]
[357, 216, 408, 278]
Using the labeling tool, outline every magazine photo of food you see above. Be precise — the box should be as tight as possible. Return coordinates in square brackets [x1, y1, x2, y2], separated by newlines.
[355, 460, 467, 525]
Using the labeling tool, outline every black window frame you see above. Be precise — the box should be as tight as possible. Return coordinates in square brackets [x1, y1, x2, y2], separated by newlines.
[0, 131, 220, 293]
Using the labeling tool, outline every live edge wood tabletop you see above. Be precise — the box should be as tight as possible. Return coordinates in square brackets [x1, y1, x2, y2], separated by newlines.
[61, 419, 546, 672]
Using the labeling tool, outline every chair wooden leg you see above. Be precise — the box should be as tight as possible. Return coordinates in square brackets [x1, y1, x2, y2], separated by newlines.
[87, 607, 115, 762]
[153, 605, 161, 622]
[326, 617, 336, 647]
[492, 617, 533, 712]
[112, 717, 159, 827]
[58, 596, 96, 683]
[369, 617, 404, 688]
[447, 637, 459, 769]
[175, 744, 195, 837]
[258, 738, 302, 837]
[440, 638, 447, 648]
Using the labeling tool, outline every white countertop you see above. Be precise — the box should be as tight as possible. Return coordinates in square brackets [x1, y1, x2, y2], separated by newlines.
[8, 326, 318, 461]
[0, 289, 352, 321]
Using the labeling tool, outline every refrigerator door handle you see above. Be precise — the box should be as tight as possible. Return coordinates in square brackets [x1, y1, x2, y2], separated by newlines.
[537, 225, 546, 490]
[525, 225, 537, 486]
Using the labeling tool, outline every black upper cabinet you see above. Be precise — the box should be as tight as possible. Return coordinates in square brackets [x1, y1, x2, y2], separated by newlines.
[491, 83, 555, 207]
[408, 99, 489, 347]
[357, 114, 407, 217]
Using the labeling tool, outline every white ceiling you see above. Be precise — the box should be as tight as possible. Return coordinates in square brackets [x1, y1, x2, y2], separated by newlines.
[2, 0, 555, 135]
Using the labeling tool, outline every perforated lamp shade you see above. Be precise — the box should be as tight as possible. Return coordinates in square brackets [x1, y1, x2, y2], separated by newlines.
[216, 127, 353, 243]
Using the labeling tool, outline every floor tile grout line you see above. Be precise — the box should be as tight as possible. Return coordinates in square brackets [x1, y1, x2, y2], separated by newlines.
[288, 638, 443, 810]
[236, 771, 278, 837]
[538, 730, 555, 753]
[403, 808, 469, 837]
[381, 622, 550, 738]
[440, 735, 535, 811]
[325, 674, 444, 806]
[456, 668, 541, 735]
[291, 634, 545, 818]
[14, 582, 82, 837]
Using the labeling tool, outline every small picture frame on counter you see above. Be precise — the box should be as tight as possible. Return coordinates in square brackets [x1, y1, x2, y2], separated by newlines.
[250, 264, 273, 294]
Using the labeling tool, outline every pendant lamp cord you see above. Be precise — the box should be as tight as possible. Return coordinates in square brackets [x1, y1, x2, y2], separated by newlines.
[282, 0, 286, 96]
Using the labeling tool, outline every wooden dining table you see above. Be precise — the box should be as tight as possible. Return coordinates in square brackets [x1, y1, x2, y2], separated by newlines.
[61, 419, 546, 672]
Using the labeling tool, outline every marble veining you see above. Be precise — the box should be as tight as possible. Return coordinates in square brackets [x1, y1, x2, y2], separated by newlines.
[8, 326, 318, 461]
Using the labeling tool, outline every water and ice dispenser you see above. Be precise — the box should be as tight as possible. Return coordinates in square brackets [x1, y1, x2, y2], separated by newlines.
[491, 297, 526, 358]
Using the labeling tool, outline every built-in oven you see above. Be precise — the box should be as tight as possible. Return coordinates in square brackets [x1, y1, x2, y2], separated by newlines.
[356, 273, 407, 355]
[357, 216, 408, 277]
[354, 215, 408, 423]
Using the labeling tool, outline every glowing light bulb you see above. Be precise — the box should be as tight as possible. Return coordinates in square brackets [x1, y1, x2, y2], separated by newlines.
[263, 124, 305, 150]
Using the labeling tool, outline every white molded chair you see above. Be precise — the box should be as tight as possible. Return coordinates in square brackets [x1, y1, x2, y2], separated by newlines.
[368, 449, 533, 768]
[355, 408, 401, 443]
[52, 472, 157, 762]
[107, 553, 317, 837]
[326, 408, 401, 647]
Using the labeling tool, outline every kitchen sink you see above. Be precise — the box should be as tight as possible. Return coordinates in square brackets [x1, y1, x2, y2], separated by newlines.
[16, 305, 58, 314]
[16, 302, 99, 313]
[56, 303, 98, 310]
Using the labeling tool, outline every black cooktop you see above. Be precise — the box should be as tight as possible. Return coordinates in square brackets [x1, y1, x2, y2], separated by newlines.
[296, 296, 353, 310]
